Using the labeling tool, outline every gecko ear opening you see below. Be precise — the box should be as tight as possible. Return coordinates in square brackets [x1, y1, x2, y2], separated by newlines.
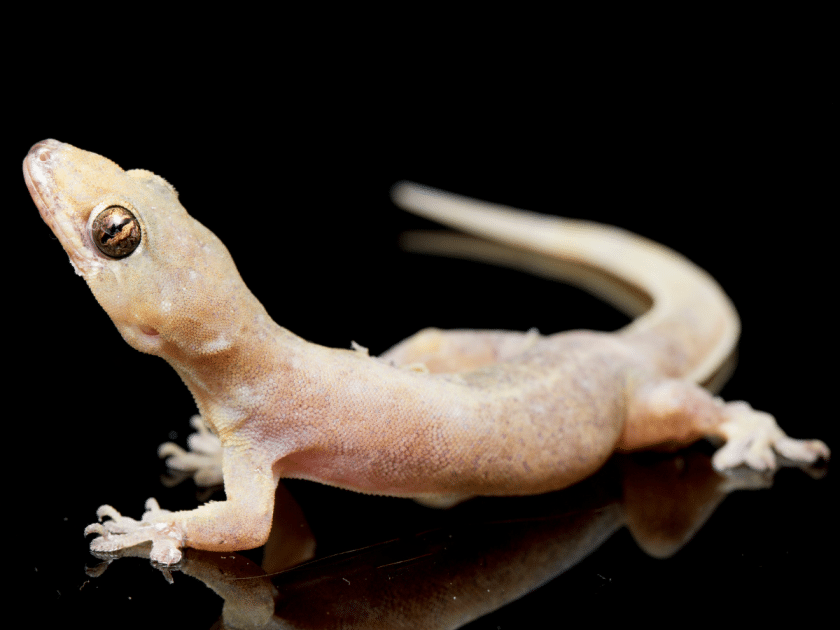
[91, 205, 142, 258]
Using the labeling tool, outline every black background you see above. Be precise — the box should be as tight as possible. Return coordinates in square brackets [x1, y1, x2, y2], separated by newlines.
[9, 22, 834, 629]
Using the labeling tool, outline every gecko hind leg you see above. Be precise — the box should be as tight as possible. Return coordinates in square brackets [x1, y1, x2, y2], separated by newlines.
[412, 492, 475, 509]
[381, 327, 540, 374]
[621, 379, 830, 471]
[712, 401, 830, 471]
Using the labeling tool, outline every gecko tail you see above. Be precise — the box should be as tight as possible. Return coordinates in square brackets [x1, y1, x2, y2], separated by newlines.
[390, 181, 739, 385]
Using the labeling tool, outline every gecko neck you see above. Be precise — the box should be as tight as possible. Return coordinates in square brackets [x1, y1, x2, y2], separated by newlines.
[163, 305, 314, 439]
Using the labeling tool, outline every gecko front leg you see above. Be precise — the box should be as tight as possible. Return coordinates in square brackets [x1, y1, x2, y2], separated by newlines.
[158, 414, 224, 487]
[85, 499, 183, 564]
[85, 447, 278, 565]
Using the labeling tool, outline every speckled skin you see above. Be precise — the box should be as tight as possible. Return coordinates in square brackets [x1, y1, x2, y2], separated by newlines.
[24, 140, 829, 565]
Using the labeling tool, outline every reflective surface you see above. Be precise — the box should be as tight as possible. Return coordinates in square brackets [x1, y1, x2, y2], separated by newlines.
[14, 87, 834, 628]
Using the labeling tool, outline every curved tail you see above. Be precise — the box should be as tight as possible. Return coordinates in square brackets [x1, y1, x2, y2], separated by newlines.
[390, 182, 739, 385]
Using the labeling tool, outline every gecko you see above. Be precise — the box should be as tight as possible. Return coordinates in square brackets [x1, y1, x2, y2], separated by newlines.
[24, 139, 829, 565]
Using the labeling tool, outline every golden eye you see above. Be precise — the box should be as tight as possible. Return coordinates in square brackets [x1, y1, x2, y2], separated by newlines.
[91, 206, 141, 258]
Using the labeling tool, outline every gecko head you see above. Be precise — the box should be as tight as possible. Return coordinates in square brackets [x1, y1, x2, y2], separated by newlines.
[24, 139, 255, 360]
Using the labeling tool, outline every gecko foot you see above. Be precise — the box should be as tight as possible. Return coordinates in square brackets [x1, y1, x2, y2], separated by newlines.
[85, 498, 185, 565]
[713, 401, 830, 471]
[158, 414, 223, 486]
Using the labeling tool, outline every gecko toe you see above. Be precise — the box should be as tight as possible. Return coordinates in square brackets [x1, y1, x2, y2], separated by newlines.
[715, 402, 830, 472]
[85, 500, 185, 565]
[158, 415, 223, 487]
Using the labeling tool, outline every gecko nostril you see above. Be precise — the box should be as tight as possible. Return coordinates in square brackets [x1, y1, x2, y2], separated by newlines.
[39, 150, 51, 162]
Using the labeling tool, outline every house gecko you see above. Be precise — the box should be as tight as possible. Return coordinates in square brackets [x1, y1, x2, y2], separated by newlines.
[24, 139, 829, 565]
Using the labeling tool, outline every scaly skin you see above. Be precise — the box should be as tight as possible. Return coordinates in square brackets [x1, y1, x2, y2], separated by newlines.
[24, 139, 829, 564]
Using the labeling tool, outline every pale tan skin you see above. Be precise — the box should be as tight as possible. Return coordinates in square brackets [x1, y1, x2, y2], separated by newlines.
[24, 139, 829, 565]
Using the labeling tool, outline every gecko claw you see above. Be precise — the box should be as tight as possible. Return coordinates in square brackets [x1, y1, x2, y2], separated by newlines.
[95, 504, 123, 521]
[84, 522, 106, 538]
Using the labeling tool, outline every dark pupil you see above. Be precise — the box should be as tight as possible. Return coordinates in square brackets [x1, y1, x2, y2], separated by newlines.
[101, 218, 129, 242]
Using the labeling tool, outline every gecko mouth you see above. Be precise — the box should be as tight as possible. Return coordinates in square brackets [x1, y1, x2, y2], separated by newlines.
[24, 140, 68, 234]
[23, 141, 56, 217]
[24, 139, 96, 274]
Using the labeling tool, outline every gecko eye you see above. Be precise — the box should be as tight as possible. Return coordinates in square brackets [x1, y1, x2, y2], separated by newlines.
[91, 206, 142, 258]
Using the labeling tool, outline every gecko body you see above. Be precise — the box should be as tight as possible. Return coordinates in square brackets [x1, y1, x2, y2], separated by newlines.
[24, 139, 828, 564]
